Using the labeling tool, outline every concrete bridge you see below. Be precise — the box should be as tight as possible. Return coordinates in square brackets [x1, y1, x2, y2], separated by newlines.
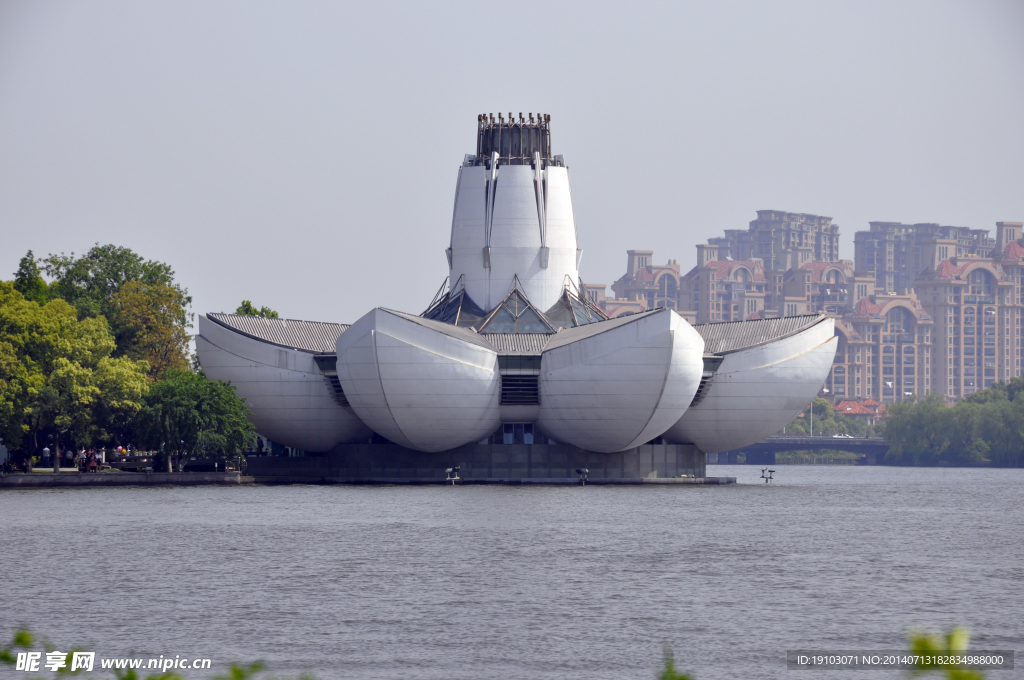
[708, 435, 890, 465]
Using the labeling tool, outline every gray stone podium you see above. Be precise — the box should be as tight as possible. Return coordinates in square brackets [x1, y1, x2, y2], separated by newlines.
[245, 442, 715, 484]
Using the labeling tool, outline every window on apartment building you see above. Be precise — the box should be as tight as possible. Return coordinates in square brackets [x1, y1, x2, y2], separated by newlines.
[657, 275, 677, 299]
[970, 270, 994, 296]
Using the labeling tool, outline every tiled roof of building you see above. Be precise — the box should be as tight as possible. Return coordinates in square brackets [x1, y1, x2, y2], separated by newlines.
[861, 398, 881, 409]
[920, 258, 1002, 282]
[615, 266, 664, 287]
[933, 260, 973, 279]
[702, 260, 766, 281]
[206, 313, 349, 354]
[799, 261, 854, 282]
[1001, 241, 1024, 262]
[694, 314, 825, 354]
[836, 400, 876, 415]
[633, 267, 655, 284]
[849, 298, 885, 318]
[482, 333, 552, 355]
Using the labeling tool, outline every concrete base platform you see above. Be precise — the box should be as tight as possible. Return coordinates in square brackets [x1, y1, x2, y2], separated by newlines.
[245, 442, 730, 485]
[0, 472, 251, 488]
[249, 477, 737, 485]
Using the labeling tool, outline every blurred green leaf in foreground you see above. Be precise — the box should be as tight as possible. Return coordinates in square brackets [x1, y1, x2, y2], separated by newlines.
[908, 626, 986, 680]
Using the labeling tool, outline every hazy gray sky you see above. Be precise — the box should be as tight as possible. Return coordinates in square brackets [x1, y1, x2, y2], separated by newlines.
[2, 0, 1022, 324]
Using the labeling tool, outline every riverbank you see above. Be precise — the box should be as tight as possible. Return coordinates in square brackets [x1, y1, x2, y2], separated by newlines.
[0, 471, 253, 488]
[0, 471, 734, 488]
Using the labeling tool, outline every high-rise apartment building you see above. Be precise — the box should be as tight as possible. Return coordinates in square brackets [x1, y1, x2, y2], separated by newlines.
[829, 294, 935, 401]
[854, 222, 994, 294]
[708, 210, 840, 270]
[908, 222, 1024, 398]
[843, 220, 1021, 400]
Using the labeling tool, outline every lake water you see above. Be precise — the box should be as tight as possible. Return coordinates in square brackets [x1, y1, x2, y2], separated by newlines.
[2, 465, 1022, 680]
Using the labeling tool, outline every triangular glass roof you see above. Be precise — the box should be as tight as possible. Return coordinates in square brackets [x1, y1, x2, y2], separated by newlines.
[422, 278, 608, 334]
[543, 289, 609, 329]
[478, 288, 557, 334]
[422, 289, 486, 328]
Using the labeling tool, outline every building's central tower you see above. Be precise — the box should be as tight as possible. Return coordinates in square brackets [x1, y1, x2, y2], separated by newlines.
[447, 113, 581, 313]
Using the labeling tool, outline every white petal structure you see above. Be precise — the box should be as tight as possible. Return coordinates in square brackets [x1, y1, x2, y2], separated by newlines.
[196, 315, 370, 452]
[335, 308, 502, 452]
[662, 316, 838, 453]
[449, 163, 579, 312]
[536, 309, 705, 453]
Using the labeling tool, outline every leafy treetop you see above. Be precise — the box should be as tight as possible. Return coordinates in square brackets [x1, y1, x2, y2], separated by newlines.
[42, 244, 190, 321]
[12, 251, 49, 305]
[235, 301, 279, 318]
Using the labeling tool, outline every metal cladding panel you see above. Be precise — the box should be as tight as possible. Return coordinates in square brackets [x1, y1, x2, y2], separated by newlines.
[482, 333, 552, 355]
[206, 313, 349, 354]
[195, 317, 371, 452]
[664, 317, 838, 452]
[448, 164, 579, 312]
[536, 309, 705, 453]
[543, 309, 663, 352]
[336, 308, 502, 453]
[694, 314, 824, 355]
[378, 309, 497, 351]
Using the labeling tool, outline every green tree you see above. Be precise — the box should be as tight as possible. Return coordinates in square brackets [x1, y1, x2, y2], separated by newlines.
[12, 251, 49, 305]
[0, 283, 116, 462]
[883, 393, 951, 464]
[41, 244, 193, 370]
[0, 339, 20, 446]
[93, 356, 151, 447]
[883, 382, 1024, 467]
[136, 370, 255, 472]
[111, 281, 191, 378]
[41, 357, 100, 470]
[235, 300, 279, 318]
[42, 244, 184, 319]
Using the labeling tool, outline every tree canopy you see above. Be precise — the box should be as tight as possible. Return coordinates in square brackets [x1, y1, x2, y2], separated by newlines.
[236, 300, 279, 318]
[112, 280, 191, 378]
[37, 244, 193, 377]
[0, 282, 149, 456]
[42, 244, 185, 320]
[135, 369, 255, 471]
[883, 382, 1024, 466]
[12, 251, 48, 305]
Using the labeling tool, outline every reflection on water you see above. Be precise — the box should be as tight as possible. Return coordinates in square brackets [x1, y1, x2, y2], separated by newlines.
[2, 466, 1022, 680]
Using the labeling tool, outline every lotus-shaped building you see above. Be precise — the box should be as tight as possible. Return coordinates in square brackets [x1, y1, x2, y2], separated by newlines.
[196, 114, 836, 479]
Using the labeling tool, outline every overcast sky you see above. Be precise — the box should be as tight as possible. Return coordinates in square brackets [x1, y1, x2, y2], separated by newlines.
[2, 0, 1022, 325]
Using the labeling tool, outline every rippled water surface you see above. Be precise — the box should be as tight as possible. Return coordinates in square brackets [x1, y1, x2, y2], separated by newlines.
[2, 466, 1022, 679]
